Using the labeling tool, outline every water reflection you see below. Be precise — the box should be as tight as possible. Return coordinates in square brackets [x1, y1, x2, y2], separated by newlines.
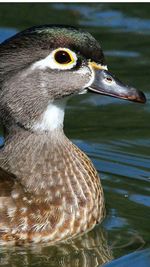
[105, 50, 140, 58]
[0, 27, 17, 43]
[104, 248, 150, 267]
[0, 227, 112, 267]
[52, 4, 150, 33]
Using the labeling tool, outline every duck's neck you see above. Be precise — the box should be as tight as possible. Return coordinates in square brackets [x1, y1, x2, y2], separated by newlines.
[2, 125, 70, 192]
[1, 99, 71, 192]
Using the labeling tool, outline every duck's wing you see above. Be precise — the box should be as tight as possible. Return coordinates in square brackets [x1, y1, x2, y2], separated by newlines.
[0, 167, 19, 221]
[0, 167, 29, 243]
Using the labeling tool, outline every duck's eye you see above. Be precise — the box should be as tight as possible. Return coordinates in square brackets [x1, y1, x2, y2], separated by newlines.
[52, 48, 77, 69]
[31, 48, 77, 70]
[54, 50, 72, 65]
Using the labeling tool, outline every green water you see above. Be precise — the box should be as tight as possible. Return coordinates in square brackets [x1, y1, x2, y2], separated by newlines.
[0, 3, 150, 267]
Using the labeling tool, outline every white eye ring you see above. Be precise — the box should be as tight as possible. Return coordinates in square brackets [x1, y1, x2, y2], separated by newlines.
[32, 48, 77, 70]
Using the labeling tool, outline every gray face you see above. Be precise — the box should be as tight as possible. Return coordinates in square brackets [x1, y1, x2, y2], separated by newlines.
[1, 56, 92, 129]
[0, 26, 104, 129]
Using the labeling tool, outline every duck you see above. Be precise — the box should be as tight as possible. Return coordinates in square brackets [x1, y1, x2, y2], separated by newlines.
[0, 25, 146, 245]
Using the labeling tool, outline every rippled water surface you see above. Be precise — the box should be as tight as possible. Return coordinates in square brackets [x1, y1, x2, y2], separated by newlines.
[0, 3, 150, 267]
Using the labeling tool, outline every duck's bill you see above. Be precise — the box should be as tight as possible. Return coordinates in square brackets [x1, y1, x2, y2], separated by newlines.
[88, 69, 146, 104]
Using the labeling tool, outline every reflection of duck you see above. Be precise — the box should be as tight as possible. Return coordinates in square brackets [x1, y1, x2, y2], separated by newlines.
[0, 25, 146, 244]
[0, 226, 113, 267]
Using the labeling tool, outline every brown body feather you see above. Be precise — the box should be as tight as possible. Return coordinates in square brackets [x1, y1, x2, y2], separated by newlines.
[0, 127, 105, 244]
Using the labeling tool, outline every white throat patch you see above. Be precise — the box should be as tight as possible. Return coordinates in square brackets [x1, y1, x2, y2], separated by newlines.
[32, 100, 66, 132]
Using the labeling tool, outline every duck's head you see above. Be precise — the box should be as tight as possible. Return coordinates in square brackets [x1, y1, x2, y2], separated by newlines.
[0, 25, 146, 132]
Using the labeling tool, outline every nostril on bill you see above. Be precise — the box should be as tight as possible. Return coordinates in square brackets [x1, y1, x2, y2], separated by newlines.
[104, 76, 113, 83]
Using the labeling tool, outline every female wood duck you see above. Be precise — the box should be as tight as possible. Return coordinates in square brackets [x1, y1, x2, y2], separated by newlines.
[0, 25, 146, 245]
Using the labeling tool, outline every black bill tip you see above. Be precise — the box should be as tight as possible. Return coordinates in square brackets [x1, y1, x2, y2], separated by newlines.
[126, 89, 146, 104]
[88, 70, 147, 104]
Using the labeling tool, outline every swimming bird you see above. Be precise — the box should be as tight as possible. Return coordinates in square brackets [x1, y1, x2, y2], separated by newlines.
[0, 25, 146, 245]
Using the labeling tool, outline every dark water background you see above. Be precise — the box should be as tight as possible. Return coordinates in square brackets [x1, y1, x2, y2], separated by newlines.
[0, 3, 150, 267]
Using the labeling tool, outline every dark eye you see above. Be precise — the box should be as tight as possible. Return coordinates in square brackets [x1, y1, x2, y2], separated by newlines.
[54, 50, 72, 64]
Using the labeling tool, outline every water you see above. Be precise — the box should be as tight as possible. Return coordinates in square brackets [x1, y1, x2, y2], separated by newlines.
[0, 3, 150, 267]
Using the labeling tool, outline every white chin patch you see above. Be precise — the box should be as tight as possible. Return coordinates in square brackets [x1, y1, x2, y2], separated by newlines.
[32, 100, 66, 132]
